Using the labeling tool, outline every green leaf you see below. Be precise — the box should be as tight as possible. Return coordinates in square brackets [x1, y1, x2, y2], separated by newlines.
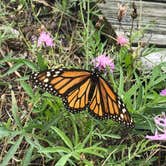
[0, 127, 11, 138]
[39, 146, 71, 153]
[11, 90, 22, 128]
[0, 136, 23, 166]
[136, 86, 143, 110]
[23, 60, 38, 71]
[76, 146, 106, 158]
[25, 136, 43, 151]
[37, 54, 48, 70]
[70, 116, 79, 146]
[0, 54, 12, 64]
[20, 81, 33, 98]
[125, 84, 138, 100]
[22, 144, 34, 166]
[3, 62, 24, 76]
[55, 154, 71, 166]
[16, 75, 29, 81]
[51, 126, 73, 149]
[118, 67, 124, 95]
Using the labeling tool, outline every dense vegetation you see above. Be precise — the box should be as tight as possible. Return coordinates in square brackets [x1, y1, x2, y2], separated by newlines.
[0, 1, 166, 165]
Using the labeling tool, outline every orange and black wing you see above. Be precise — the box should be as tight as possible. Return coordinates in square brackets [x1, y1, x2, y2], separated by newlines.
[30, 68, 92, 113]
[30, 68, 134, 127]
[89, 76, 134, 127]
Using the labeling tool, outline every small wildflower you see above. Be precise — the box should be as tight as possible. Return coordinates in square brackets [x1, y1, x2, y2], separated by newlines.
[160, 89, 166, 96]
[93, 54, 114, 72]
[146, 130, 166, 141]
[117, 35, 128, 46]
[146, 112, 166, 141]
[37, 31, 54, 47]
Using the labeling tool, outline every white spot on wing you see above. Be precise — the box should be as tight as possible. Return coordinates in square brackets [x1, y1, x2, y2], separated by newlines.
[120, 113, 124, 119]
[53, 71, 60, 77]
[44, 78, 49, 83]
[46, 72, 51, 77]
[122, 108, 126, 113]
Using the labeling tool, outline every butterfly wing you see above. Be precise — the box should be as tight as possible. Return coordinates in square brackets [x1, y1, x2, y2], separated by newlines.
[30, 68, 134, 127]
[89, 76, 134, 127]
[30, 68, 92, 113]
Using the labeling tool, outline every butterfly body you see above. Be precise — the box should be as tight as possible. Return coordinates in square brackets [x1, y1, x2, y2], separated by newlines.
[30, 68, 134, 127]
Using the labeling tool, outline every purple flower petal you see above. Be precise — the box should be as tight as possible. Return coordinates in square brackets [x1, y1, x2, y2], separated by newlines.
[37, 31, 54, 47]
[117, 35, 128, 46]
[146, 130, 166, 141]
[93, 54, 114, 72]
[146, 112, 166, 141]
[160, 89, 166, 96]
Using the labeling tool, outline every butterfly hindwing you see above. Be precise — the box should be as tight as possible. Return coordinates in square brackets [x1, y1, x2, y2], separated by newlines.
[89, 83, 109, 119]
[97, 77, 134, 127]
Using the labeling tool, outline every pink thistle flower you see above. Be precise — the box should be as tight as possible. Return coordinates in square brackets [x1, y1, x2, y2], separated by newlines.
[116, 35, 128, 46]
[146, 130, 166, 141]
[37, 31, 54, 47]
[146, 112, 166, 141]
[160, 89, 166, 96]
[93, 54, 114, 72]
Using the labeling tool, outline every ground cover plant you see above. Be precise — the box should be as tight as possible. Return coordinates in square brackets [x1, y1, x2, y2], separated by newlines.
[0, 0, 166, 165]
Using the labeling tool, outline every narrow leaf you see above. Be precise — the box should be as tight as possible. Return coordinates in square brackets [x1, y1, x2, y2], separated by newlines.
[3, 62, 24, 76]
[118, 67, 124, 95]
[0, 136, 23, 166]
[11, 90, 22, 128]
[22, 144, 34, 166]
[20, 81, 33, 98]
[51, 126, 73, 149]
[39, 146, 71, 153]
[0, 127, 11, 138]
[23, 60, 38, 71]
[55, 154, 71, 166]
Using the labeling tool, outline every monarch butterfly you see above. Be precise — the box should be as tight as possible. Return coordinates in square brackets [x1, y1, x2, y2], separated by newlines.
[30, 68, 134, 128]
